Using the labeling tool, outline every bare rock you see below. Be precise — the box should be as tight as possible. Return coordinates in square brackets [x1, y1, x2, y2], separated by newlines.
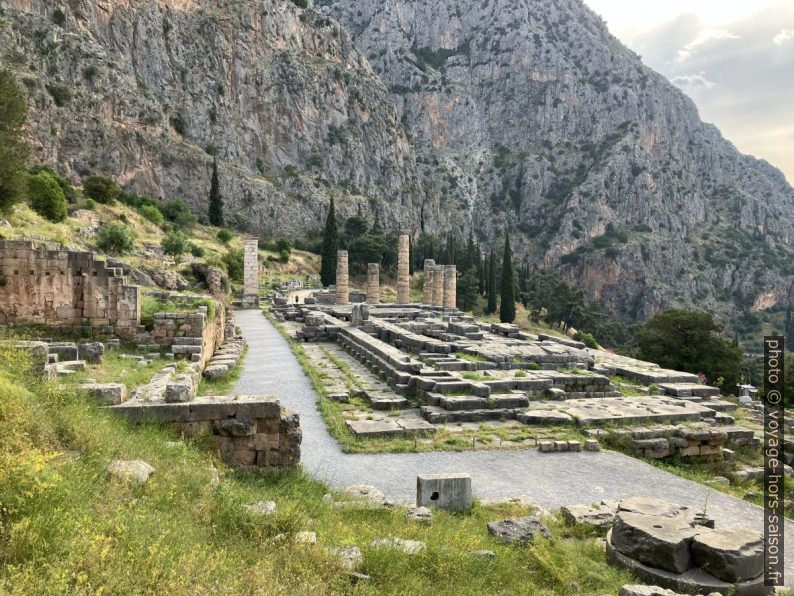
[243, 501, 276, 516]
[611, 511, 696, 573]
[487, 516, 551, 545]
[107, 460, 154, 486]
[691, 527, 763, 583]
[371, 537, 426, 554]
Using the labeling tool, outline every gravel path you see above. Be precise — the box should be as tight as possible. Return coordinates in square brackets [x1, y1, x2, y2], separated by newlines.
[234, 310, 793, 581]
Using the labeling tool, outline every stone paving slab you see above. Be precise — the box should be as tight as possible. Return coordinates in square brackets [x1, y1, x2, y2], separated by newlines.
[234, 311, 794, 585]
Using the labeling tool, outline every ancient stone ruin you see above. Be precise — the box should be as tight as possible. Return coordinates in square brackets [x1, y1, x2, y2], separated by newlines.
[335, 250, 349, 306]
[241, 237, 260, 308]
[0, 240, 140, 338]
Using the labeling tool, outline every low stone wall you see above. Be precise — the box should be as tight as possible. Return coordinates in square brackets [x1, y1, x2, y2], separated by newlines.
[151, 301, 226, 367]
[0, 240, 140, 338]
[112, 395, 301, 469]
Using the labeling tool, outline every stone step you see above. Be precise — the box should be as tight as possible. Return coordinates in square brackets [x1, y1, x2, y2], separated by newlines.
[420, 405, 519, 424]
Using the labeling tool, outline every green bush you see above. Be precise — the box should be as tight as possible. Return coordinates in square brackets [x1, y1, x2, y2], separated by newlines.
[96, 223, 135, 255]
[138, 204, 165, 227]
[82, 175, 119, 204]
[573, 331, 598, 349]
[189, 243, 205, 258]
[216, 228, 233, 244]
[45, 83, 71, 106]
[170, 114, 187, 136]
[29, 164, 78, 203]
[161, 230, 189, 260]
[161, 199, 197, 229]
[222, 248, 244, 283]
[52, 8, 66, 25]
[290, 0, 309, 7]
[27, 172, 67, 222]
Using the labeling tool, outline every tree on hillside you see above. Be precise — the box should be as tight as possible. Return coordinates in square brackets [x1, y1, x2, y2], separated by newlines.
[320, 198, 338, 287]
[486, 249, 497, 315]
[635, 309, 742, 393]
[499, 231, 516, 323]
[27, 171, 67, 222]
[457, 267, 480, 312]
[0, 69, 29, 214]
[208, 160, 223, 226]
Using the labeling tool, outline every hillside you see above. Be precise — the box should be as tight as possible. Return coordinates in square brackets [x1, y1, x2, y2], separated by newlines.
[1, 0, 793, 325]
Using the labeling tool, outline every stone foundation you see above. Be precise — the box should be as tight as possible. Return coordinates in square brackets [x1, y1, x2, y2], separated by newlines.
[112, 395, 301, 469]
[0, 240, 140, 338]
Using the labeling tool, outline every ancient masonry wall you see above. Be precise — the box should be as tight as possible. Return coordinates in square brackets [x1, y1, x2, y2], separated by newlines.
[396, 234, 410, 303]
[0, 240, 140, 338]
[366, 263, 380, 304]
[422, 259, 435, 305]
[151, 304, 226, 367]
[335, 250, 349, 305]
[241, 237, 259, 308]
[113, 396, 301, 469]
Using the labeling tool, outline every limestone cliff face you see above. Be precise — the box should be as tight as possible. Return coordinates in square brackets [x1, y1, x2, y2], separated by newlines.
[2, 0, 793, 321]
[322, 0, 794, 320]
[0, 0, 425, 237]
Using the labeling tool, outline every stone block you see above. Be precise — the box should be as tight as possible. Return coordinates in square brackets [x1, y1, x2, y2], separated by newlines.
[487, 516, 551, 545]
[611, 511, 696, 573]
[81, 382, 127, 405]
[416, 473, 472, 511]
[691, 527, 763, 583]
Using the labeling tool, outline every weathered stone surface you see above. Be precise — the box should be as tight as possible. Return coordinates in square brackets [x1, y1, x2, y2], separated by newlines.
[691, 527, 763, 583]
[326, 546, 362, 570]
[295, 531, 317, 545]
[611, 511, 696, 573]
[487, 516, 551, 545]
[203, 365, 230, 380]
[243, 501, 276, 516]
[214, 418, 256, 437]
[81, 382, 128, 405]
[342, 484, 386, 505]
[619, 585, 686, 596]
[406, 506, 433, 523]
[416, 473, 472, 512]
[371, 537, 426, 554]
[561, 501, 618, 529]
[107, 460, 154, 486]
[78, 342, 105, 364]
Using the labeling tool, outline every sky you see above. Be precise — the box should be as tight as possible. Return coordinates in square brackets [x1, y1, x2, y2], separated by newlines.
[583, 0, 794, 184]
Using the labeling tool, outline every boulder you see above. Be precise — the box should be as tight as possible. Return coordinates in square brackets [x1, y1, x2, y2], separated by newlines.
[619, 585, 686, 596]
[561, 500, 618, 529]
[203, 365, 230, 380]
[371, 538, 426, 554]
[691, 527, 763, 583]
[486, 516, 551, 545]
[80, 382, 127, 405]
[295, 531, 317, 545]
[243, 501, 276, 516]
[611, 511, 696, 573]
[78, 342, 105, 364]
[342, 484, 386, 505]
[107, 460, 154, 486]
[326, 546, 362, 570]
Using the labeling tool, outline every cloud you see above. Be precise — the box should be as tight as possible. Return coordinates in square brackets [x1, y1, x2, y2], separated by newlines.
[773, 28, 794, 45]
[670, 72, 717, 95]
[676, 28, 740, 61]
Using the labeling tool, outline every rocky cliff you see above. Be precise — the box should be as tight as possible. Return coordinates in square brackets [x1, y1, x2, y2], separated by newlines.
[0, 0, 425, 237]
[322, 0, 794, 320]
[2, 0, 793, 322]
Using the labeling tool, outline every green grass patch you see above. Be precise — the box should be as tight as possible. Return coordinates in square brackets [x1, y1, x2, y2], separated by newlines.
[455, 352, 487, 363]
[197, 345, 247, 396]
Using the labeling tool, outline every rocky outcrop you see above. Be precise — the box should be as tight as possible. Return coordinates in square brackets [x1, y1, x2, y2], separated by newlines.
[323, 0, 794, 321]
[2, 0, 792, 322]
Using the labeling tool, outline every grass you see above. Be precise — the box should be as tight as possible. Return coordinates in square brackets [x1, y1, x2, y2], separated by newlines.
[0, 344, 634, 594]
[62, 350, 174, 392]
[456, 352, 488, 363]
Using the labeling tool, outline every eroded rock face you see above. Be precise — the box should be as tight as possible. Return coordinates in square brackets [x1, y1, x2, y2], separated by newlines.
[325, 0, 794, 322]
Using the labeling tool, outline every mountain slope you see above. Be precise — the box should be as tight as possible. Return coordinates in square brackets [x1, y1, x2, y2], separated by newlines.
[321, 0, 794, 321]
[0, 0, 425, 237]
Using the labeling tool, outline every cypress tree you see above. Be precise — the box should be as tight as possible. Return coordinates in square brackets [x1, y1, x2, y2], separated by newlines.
[0, 68, 29, 214]
[499, 230, 515, 323]
[320, 198, 338, 287]
[486, 249, 497, 315]
[208, 160, 223, 226]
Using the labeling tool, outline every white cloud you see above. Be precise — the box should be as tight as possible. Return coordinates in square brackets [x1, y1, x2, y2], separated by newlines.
[671, 73, 717, 95]
[676, 29, 740, 61]
[773, 28, 794, 45]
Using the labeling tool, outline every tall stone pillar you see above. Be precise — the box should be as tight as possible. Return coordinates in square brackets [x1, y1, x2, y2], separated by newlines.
[396, 233, 410, 304]
[242, 237, 260, 308]
[443, 265, 457, 309]
[431, 265, 444, 307]
[335, 250, 349, 305]
[422, 259, 435, 305]
[366, 263, 380, 304]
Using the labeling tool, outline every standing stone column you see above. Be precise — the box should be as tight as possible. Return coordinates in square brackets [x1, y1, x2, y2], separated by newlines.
[422, 259, 435, 305]
[242, 237, 260, 308]
[443, 265, 457, 309]
[366, 263, 380, 304]
[396, 233, 410, 304]
[335, 250, 349, 305]
[431, 265, 444, 307]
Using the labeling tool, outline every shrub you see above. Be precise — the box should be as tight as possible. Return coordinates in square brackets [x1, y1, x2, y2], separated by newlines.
[28, 164, 78, 203]
[161, 230, 189, 260]
[82, 175, 119, 204]
[170, 113, 187, 135]
[52, 8, 66, 25]
[189, 243, 205, 257]
[138, 204, 165, 227]
[290, 0, 309, 7]
[96, 223, 135, 254]
[161, 199, 197, 229]
[573, 331, 598, 349]
[27, 172, 67, 222]
[222, 248, 244, 283]
[45, 83, 72, 107]
[216, 228, 233, 244]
